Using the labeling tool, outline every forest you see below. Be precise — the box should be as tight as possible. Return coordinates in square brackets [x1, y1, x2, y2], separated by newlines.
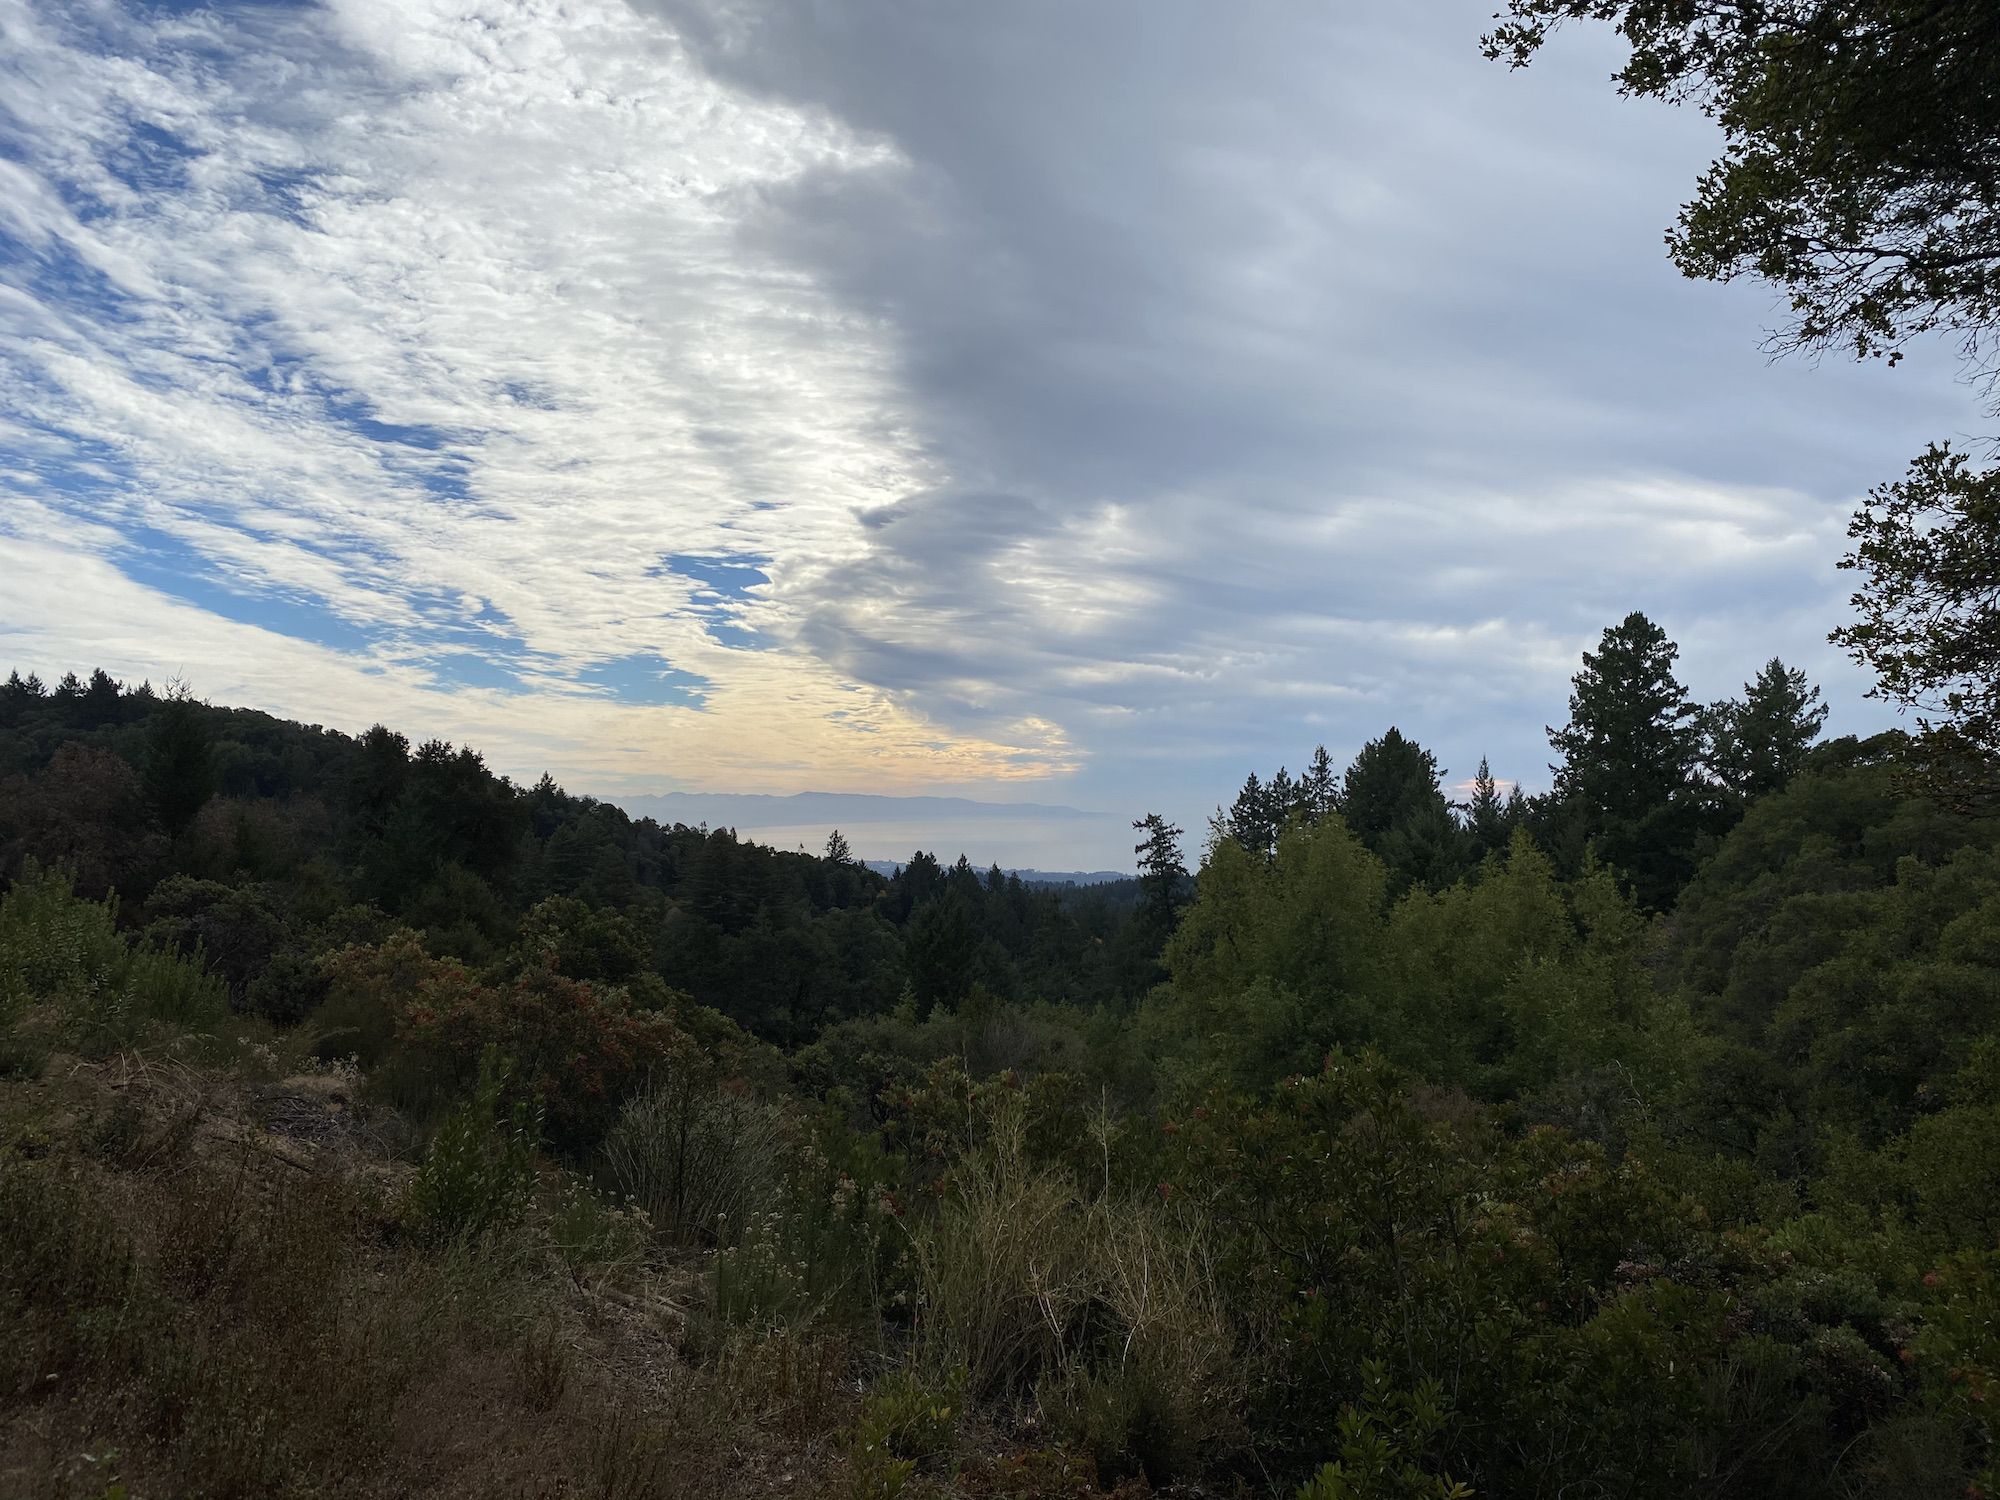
[5, 598, 2000, 1498]
[5, 0, 2000, 1496]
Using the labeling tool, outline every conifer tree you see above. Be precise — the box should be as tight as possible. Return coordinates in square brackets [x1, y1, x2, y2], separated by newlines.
[1343, 727, 1464, 893]
[1227, 772, 1276, 858]
[1466, 755, 1511, 860]
[1707, 658, 1828, 801]
[81, 668, 123, 728]
[2, 670, 46, 703]
[143, 682, 216, 839]
[1133, 812, 1187, 928]
[1548, 612, 1704, 907]
[1342, 728, 1443, 848]
[1269, 767, 1297, 827]
[1302, 745, 1339, 822]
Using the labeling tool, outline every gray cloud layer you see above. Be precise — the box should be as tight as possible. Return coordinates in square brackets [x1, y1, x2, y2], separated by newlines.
[650, 0, 1977, 826]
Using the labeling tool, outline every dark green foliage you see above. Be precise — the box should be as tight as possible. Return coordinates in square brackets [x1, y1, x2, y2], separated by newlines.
[1131, 813, 1186, 930]
[1294, 1364, 1471, 1500]
[1549, 611, 1708, 908]
[244, 946, 329, 1027]
[906, 891, 978, 1014]
[1463, 755, 1512, 862]
[403, 1047, 540, 1247]
[1664, 746, 2000, 1154]
[1342, 727, 1444, 849]
[1343, 727, 1467, 895]
[142, 685, 217, 839]
[1226, 771, 1279, 859]
[1302, 744, 1339, 822]
[142, 876, 289, 1006]
[0, 673, 1165, 1043]
[1833, 446, 2000, 807]
[1707, 657, 1829, 803]
[0, 864, 227, 1046]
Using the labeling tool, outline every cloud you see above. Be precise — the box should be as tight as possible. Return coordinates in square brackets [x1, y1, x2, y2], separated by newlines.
[0, 533, 1070, 790]
[1, 0, 1069, 783]
[1, 0, 1979, 854]
[648, 0, 1971, 804]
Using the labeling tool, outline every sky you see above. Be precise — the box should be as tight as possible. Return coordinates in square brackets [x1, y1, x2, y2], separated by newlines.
[0, 0, 1985, 870]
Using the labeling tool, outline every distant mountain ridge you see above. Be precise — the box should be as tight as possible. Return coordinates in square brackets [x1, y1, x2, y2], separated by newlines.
[862, 860, 1129, 887]
[615, 790, 1104, 824]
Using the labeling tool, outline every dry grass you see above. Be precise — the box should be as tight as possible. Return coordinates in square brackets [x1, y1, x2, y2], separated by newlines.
[905, 1106, 1245, 1483]
[601, 1068, 784, 1248]
[0, 1050, 862, 1500]
[0, 1042, 1204, 1500]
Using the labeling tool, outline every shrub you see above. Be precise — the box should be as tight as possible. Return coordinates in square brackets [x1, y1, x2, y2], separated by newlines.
[846, 1365, 964, 1500]
[0, 863, 226, 1047]
[1295, 1363, 1473, 1500]
[140, 875, 288, 1006]
[396, 956, 694, 1151]
[909, 1115, 1092, 1403]
[403, 1048, 540, 1248]
[545, 1173, 649, 1282]
[602, 1066, 782, 1246]
[711, 1121, 902, 1336]
[244, 947, 329, 1027]
[1039, 1203, 1242, 1479]
[314, 929, 476, 1074]
[0, 1148, 438, 1500]
[904, 1093, 1243, 1480]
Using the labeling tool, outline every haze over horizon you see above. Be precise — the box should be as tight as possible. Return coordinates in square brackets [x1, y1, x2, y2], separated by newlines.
[1, 0, 1978, 866]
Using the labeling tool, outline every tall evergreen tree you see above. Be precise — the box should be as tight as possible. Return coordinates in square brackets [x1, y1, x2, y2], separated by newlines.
[1342, 727, 1443, 847]
[1302, 745, 1339, 822]
[1550, 614, 1698, 821]
[1343, 727, 1463, 893]
[1132, 812, 1188, 928]
[1466, 755, 1512, 861]
[142, 683, 216, 840]
[1548, 612, 1703, 907]
[1227, 771, 1276, 859]
[1269, 767, 1297, 828]
[1707, 658, 1828, 802]
[2, 671, 45, 704]
[81, 668, 123, 728]
[905, 891, 976, 1015]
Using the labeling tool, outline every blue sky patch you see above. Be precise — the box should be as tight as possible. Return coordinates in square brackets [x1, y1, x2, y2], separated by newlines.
[115, 525, 378, 655]
[704, 619, 773, 652]
[661, 552, 770, 601]
[576, 652, 710, 709]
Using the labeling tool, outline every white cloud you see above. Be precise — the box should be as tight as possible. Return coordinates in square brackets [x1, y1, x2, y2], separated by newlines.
[0, 534, 1070, 790]
[1, 0, 1076, 784]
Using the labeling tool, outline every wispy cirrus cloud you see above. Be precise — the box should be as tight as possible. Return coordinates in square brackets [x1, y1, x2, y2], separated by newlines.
[0, 0, 1072, 787]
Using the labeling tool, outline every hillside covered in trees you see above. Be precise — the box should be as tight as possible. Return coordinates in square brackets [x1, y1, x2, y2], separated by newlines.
[6, 605, 2000, 1499]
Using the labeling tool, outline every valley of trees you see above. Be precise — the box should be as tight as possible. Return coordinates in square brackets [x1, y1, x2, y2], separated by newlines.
[5, 606, 2000, 1498]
